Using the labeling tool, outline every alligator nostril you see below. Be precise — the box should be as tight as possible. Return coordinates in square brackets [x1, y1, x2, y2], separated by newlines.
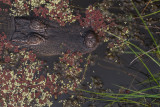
[11, 32, 45, 46]
[27, 33, 45, 45]
[11, 38, 28, 46]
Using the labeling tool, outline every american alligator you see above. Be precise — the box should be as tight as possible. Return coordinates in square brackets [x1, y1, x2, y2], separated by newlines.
[11, 17, 100, 56]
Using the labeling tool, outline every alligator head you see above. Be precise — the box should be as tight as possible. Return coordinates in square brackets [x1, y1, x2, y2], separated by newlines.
[11, 17, 100, 56]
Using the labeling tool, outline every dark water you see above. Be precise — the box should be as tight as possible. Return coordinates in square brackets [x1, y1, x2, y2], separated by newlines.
[0, 0, 160, 107]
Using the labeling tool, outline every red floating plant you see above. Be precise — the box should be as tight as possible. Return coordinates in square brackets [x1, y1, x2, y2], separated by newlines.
[77, 6, 108, 40]
[4, 56, 11, 63]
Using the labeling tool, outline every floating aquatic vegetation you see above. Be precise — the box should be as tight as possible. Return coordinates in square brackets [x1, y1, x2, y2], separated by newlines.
[0, 32, 87, 106]
[2, 0, 158, 106]
[58, 50, 83, 76]
[53, 50, 85, 94]
[1, 0, 77, 26]
[78, 5, 108, 40]
[0, 32, 53, 106]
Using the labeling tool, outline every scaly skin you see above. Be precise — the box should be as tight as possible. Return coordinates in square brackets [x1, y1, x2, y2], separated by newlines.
[11, 17, 100, 56]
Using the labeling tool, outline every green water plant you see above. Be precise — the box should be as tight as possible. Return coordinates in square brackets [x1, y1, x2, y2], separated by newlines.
[77, 0, 160, 106]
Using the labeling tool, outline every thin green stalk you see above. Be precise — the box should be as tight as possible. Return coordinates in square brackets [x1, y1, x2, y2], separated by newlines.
[106, 31, 160, 67]
[82, 53, 91, 80]
[142, 10, 160, 18]
[105, 31, 160, 84]
[110, 85, 160, 105]
[77, 86, 160, 99]
[127, 42, 160, 67]
[131, 0, 160, 53]
[151, 0, 160, 3]
[115, 85, 160, 98]
[77, 86, 160, 106]
[81, 96, 147, 106]
[139, 73, 160, 84]
[76, 89, 118, 99]
[124, 51, 156, 54]
[127, 45, 159, 86]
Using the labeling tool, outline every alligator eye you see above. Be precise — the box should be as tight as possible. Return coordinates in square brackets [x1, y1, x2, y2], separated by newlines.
[27, 33, 45, 45]
[11, 33, 45, 46]
[84, 32, 98, 48]
[30, 20, 46, 31]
